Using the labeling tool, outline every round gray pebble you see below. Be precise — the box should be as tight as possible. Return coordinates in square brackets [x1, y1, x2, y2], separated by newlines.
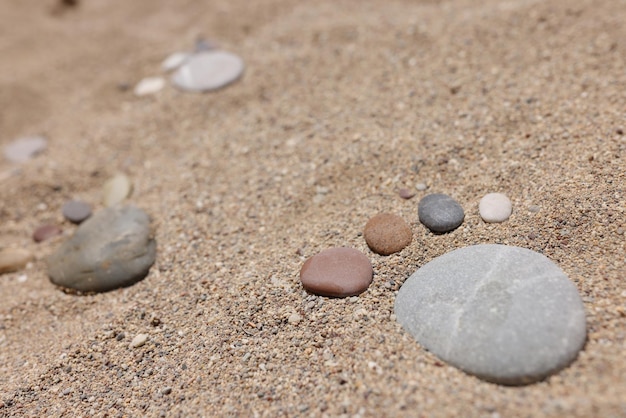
[62, 200, 92, 224]
[418, 193, 465, 233]
[395, 244, 586, 385]
[47, 205, 156, 292]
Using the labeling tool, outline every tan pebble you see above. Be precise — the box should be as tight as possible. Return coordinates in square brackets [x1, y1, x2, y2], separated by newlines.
[364, 213, 412, 255]
[130, 333, 148, 348]
[103, 173, 132, 206]
[288, 313, 303, 325]
[0, 248, 33, 273]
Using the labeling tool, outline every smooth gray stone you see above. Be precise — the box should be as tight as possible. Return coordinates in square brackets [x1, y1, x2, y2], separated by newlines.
[418, 193, 464, 233]
[47, 205, 156, 292]
[171, 51, 244, 92]
[395, 244, 587, 385]
[3, 135, 47, 163]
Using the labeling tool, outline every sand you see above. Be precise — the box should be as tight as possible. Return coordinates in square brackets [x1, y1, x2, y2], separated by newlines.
[0, 0, 624, 416]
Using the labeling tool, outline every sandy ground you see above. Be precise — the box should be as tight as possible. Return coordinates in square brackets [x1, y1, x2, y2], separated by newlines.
[0, 0, 625, 416]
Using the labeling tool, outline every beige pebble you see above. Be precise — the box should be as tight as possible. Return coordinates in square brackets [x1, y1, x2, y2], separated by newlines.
[134, 77, 165, 96]
[288, 313, 303, 325]
[103, 173, 132, 206]
[130, 333, 148, 348]
[0, 248, 33, 274]
[364, 213, 412, 255]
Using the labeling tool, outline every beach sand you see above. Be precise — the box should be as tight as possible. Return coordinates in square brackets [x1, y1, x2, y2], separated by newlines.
[0, 0, 624, 416]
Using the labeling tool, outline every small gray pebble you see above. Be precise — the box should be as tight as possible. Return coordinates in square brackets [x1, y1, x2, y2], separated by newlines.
[62, 200, 92, 224]
[418, 193, 465, 233]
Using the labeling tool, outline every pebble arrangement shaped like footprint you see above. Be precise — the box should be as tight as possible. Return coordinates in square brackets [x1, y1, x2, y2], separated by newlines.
[47, 205, 156, 292]
[395, 244, 587, 385]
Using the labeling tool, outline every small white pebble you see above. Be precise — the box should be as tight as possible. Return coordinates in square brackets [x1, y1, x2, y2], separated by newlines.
[479, 193, 512, 223]
[528, 205, 541, 213]
[130, 333, 149, 348]
[134, 77, 165, 96]
[288, 313, 303, 325]
[161, 52, 191, 72]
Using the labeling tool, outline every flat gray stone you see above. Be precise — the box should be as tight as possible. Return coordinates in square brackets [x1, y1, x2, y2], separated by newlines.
[418, 193, 464, 233]
[47, 205, 156, 292]
[3, 135, 47, 163]
[62, 199, 92, 224]
[171, 51, 244, 92]
[395, 244, 586, 385]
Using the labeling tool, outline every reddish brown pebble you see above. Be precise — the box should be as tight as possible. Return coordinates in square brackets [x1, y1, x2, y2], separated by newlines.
[299, 247, 373, 297]
[62, 200, 92, 224]
[398, 188, 416, 199]
[364, 213, 412, 255]
[33, 224, 62, 242]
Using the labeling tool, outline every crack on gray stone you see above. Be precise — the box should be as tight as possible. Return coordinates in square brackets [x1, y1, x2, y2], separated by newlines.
[444, 247, 505, 357]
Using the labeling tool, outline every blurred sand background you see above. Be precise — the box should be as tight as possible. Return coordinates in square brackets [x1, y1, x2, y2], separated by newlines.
[0, 0, 625, 416]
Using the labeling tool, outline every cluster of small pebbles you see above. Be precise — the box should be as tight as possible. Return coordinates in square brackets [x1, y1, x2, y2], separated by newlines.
[133, 40, 244, 96]
[300, 191, 516, 298]
[2, 168, 156, 293]
[300, 191, 518, 298]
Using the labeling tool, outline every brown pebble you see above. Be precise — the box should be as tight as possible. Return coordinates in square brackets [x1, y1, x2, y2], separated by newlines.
[398, 188, 416, 199]
[33, 224, 62, 243]
[299, 247, 373, 297]
[0, 248, 33, 273]
[363, 213, 412, 255]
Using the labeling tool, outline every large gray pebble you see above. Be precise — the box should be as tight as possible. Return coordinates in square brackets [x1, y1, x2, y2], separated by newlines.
[395, 244, 586, 385]
[418, 193, 464, 233]
[47, 205, 156, 292]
